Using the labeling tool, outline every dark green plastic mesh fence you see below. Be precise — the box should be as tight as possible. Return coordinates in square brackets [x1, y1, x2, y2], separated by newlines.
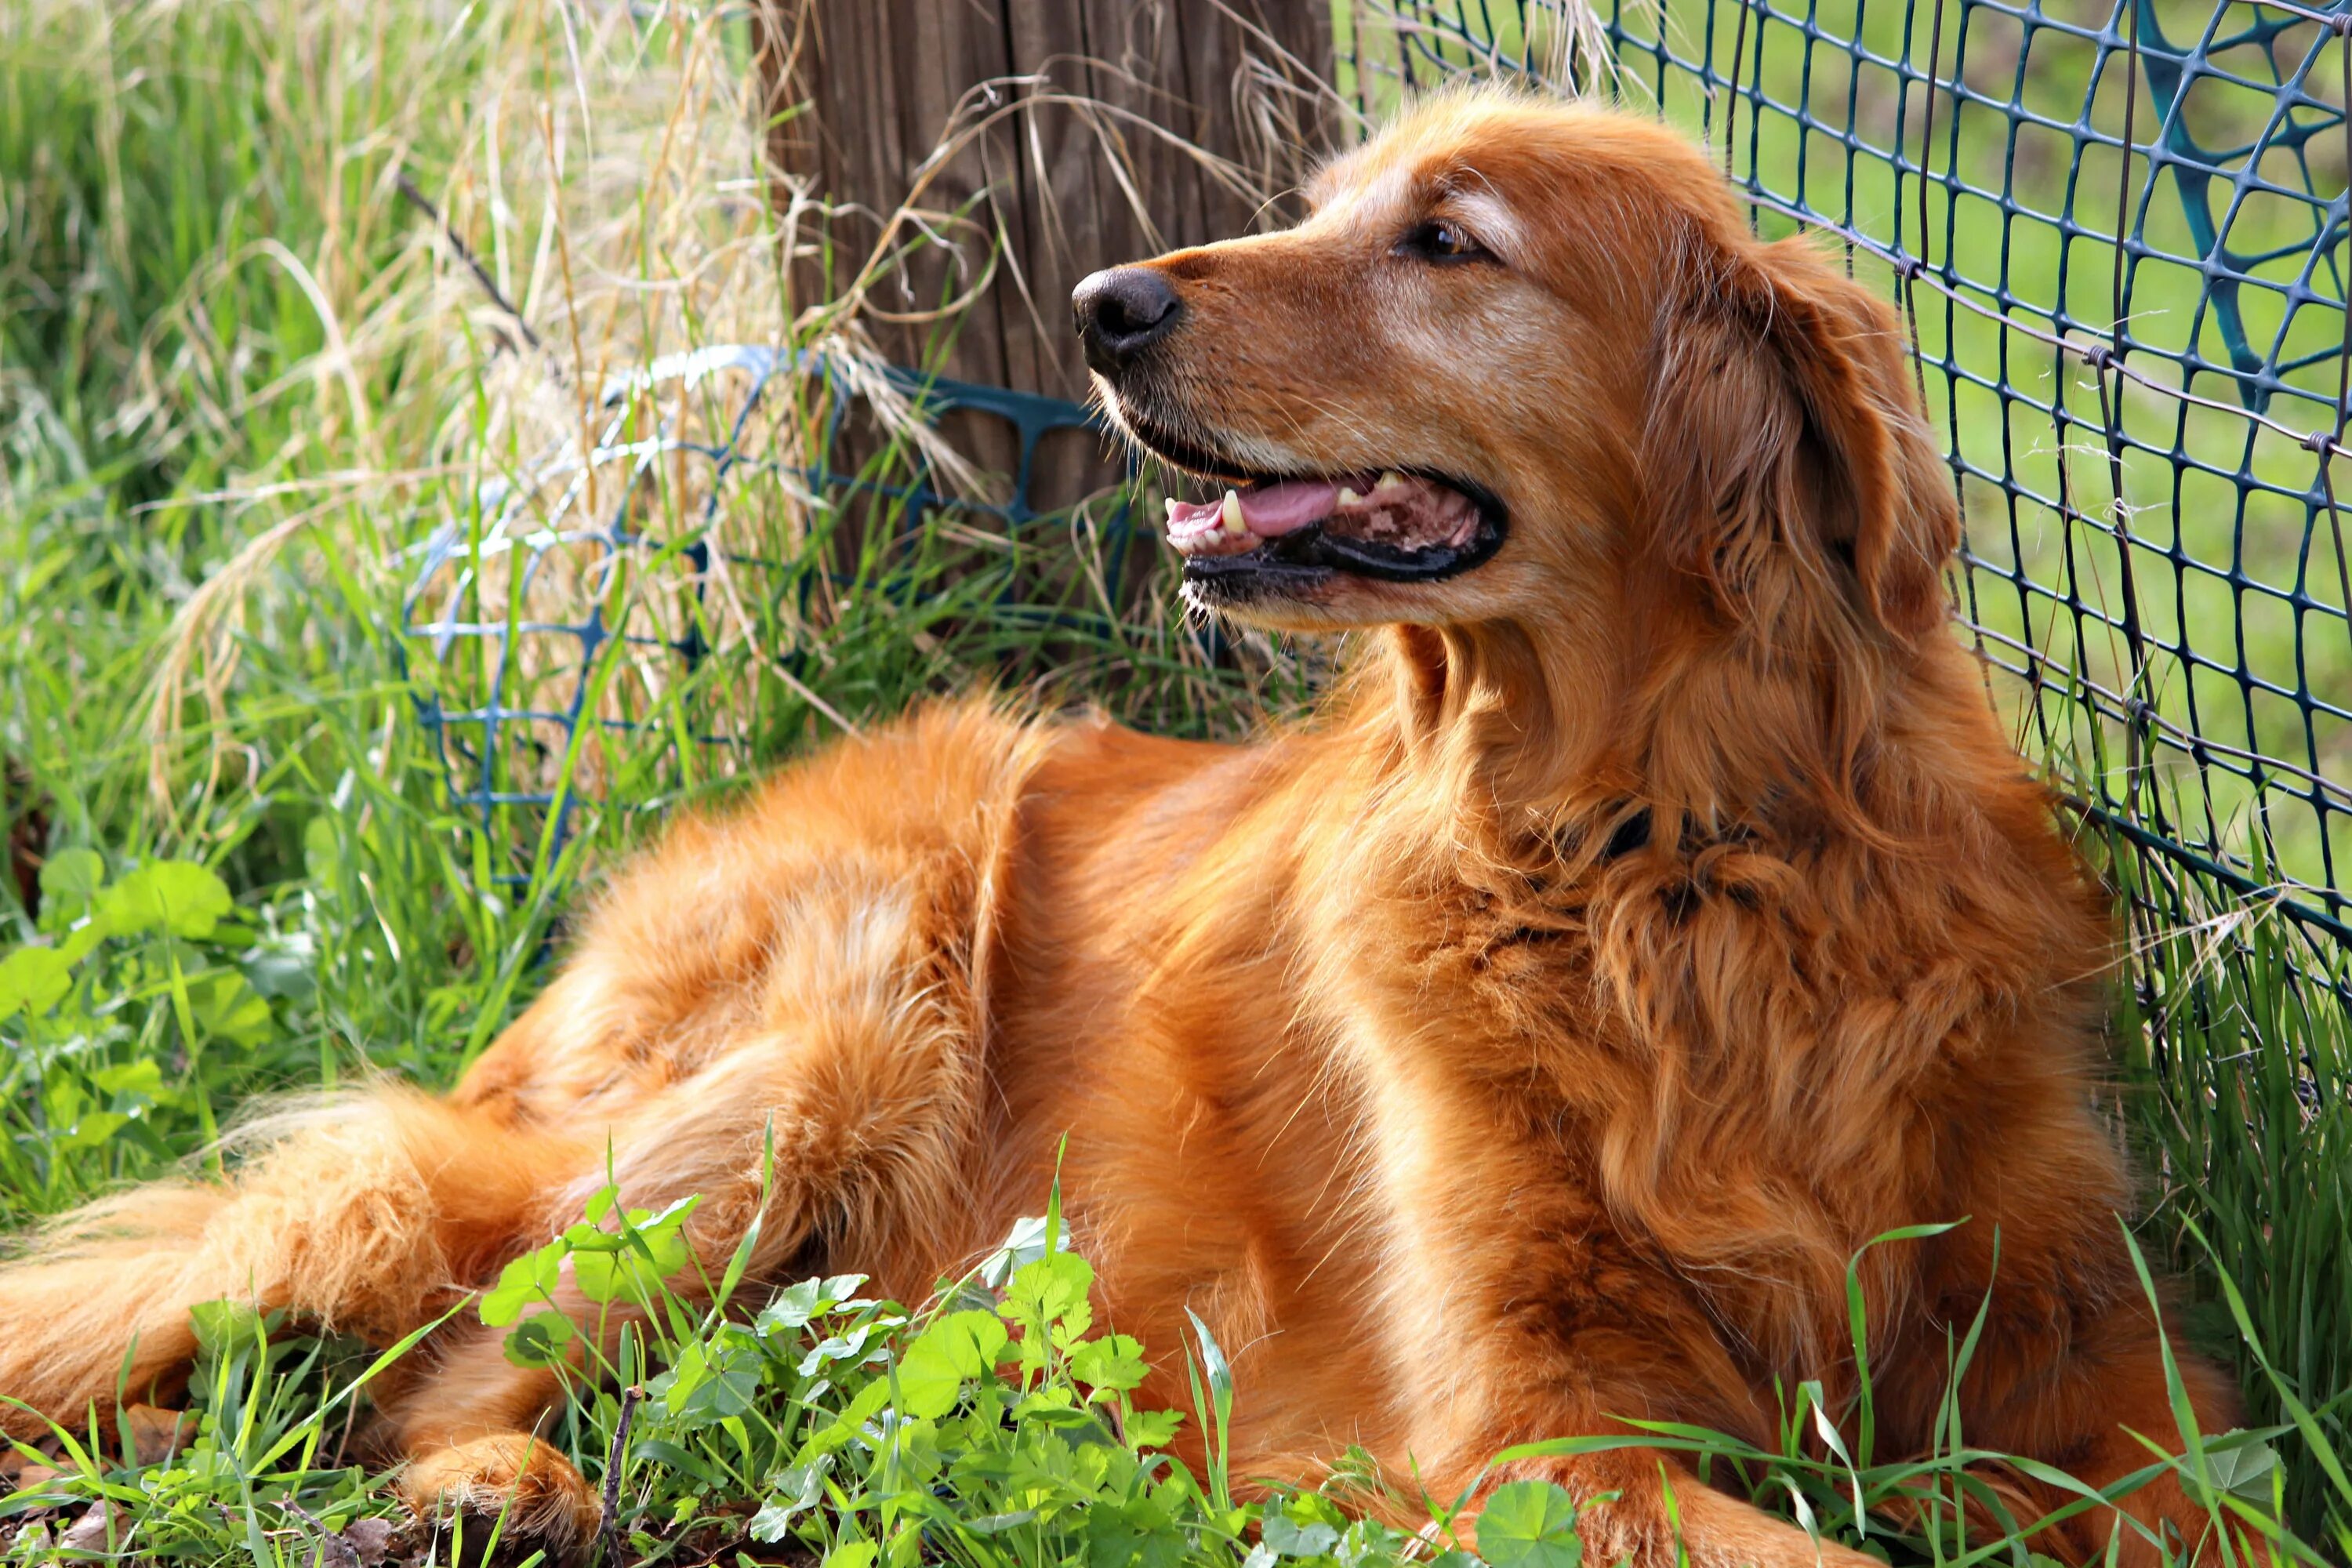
[1350, 0, 2352, 957]
[401, 352, 1131, 890]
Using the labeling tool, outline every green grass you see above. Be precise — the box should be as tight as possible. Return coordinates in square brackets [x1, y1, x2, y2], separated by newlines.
[2118, 848, 2352, 1539]
[1, 0, 2348, 1563]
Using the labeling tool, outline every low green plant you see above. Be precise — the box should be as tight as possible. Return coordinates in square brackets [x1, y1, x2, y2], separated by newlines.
[9, 1181, 2340, 1568]
[1, 1298, 437, 1568]
[423, 1201, 2352, 1568]
[490, 1182, 1269, 1567]
[0, 851, 318, 1222]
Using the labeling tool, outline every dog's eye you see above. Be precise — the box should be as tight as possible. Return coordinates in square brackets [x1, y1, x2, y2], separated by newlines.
[1397, 220, 1490, 264]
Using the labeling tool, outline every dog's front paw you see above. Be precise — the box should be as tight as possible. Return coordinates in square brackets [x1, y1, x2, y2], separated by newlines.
[399, 1433, 598, 1559]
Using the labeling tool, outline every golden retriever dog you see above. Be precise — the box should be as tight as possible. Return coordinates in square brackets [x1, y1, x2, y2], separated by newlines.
[2, 91, 2246, 1566]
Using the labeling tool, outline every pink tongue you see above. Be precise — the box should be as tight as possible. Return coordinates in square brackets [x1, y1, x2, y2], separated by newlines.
[1236, 480, 1338, 535]
[1163, 495, 1224, 535]
[1165, 480, 1339, 539]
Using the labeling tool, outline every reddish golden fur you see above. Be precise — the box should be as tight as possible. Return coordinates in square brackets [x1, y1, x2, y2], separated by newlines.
[2, 93, 2246, 1566]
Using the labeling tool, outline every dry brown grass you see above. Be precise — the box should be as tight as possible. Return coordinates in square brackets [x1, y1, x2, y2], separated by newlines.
[124, 0, 1340, 826]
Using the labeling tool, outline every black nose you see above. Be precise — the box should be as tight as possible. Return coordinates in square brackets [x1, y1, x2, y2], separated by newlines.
[1073, 267, 1181, 375]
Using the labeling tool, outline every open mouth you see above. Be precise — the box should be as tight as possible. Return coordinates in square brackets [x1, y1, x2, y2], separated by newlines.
[1160, 470, 1506, 593]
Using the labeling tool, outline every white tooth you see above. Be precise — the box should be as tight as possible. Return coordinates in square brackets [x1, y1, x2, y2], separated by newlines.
[1221, 489, 1247, 535]
[1163, 496, 1180, 522]
[1337, 487, 1363, 508]
[1377, 470, 1406, 492]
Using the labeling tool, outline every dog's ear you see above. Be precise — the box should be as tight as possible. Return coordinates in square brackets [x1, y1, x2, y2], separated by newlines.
[1646, 233, 1958, 644]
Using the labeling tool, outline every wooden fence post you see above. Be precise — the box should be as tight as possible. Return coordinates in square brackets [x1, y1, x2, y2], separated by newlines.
[753, 0, 1338, 505]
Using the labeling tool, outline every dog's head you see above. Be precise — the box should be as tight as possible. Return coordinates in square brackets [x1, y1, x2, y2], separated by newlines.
[1075, 90, 1958, 685]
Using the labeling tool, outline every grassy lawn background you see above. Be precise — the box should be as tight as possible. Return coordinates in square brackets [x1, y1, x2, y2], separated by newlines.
[0, 0, 2347, 1563]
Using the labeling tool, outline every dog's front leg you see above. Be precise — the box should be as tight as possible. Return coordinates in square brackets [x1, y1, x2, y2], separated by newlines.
[1363, 1216, 1874, 1568]
[1483, 1447, 1882, 1568]
[1406, 1370, 1880, 1568]
[1911, 1156, 2267, 1566]
[1940, 1277, 2258, 1566]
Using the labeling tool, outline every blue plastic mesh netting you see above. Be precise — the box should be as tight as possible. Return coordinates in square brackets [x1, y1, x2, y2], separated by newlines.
[398, 349, 1127, 887]
[1354, 0, 2352, 953]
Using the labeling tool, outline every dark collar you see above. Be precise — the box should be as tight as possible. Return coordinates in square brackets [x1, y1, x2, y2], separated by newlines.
[1599, 807, 1652, 863]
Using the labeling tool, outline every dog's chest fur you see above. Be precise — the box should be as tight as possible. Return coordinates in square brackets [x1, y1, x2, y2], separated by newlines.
[1301, 828, 1975, 1414]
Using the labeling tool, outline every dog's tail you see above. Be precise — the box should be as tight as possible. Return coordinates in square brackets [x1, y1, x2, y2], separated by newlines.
[0, 1085, 582, 1437]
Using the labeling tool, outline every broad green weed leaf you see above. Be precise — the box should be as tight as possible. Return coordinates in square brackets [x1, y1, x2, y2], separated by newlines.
[963, 1509, 1042, 1535]
[981, 1214, 1051, 1288]
[757, 1272, 869, 1337]
[188, 1299, 269, 1366]
[663, 1332, 760, 1422]
[502, 1312, 576, 1368]
[745, 1501, 799, 1544]
[572, 1248, 640, 1303]
[799, 1320, 894, 1377]
[891, 1350, 961, 1421]
[1261, 1512, 1340, 1557]
[93, 1058, 165, 1102]
[36, 848, 103, 930]
[1005, 1250, 1094, 1328]
[748, 1457, 830, 1541]
[757, 1278, 829, 1334]
[1124, 1409, 1185, 1450]
[896, 1309, 1010, 1418]
[636, 1196, 701, 1270]
[798, 1378, 893, 1461]
[479, 1241, 564, 1327]
[42, 1073, 132, 1149]
[1085, 1506, 1189, 1568]
[666, 1336, 713, 1405]
[2208, 1432, 2281, 1502]
[99, 860, 232, 939]
[931, 1309, 1010, 1374]
[573, 1196, 700, 1305]
[242, 937, 317, 1001]
[1071, 1332, 1148, 1397]
[44, 1058, 178, 1147]
[0, 946, 72, 1017]
[56, 1108, 130, 1150]
[821, 1542, 875, 1568]
[39, 1076, 82, 1129]
[189, 970, 271, 1047]
[53, 923, 104, 967]
[1012, 1386, 1097, 1426]
[1478, 1480, 1581, 1568]
[880, 1413, 942, 1487]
